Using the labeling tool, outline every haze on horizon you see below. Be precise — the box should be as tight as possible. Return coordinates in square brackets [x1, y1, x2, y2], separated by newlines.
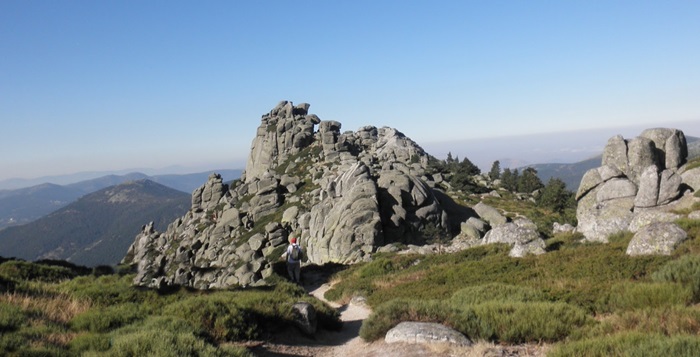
[2, 1, 699, 182]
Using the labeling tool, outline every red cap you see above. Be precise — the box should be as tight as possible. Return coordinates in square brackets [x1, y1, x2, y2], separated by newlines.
[290, 237, 297, 243]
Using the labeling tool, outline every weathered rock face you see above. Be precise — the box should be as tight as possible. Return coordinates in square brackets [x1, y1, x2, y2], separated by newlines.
[122, 101, 455, 288]
[575, 128, 693, 250]
[481, 218, 546, 258]
[626, 222, 688, 256]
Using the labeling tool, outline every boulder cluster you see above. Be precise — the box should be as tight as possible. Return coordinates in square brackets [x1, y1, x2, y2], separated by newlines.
[576, 128, 700, 254]
[122, 101, 698, 290]
[122, 101, 469, 288]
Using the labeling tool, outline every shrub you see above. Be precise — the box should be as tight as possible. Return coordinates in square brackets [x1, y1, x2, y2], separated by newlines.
[653, 255, 700, 302]
[88, 329, 250, 357]
[361, 298, 591, 344]
[585, 306, 700, 338]
[449, 283, 547, 305]
[0, 260, 79, 283]
[59, 274, 158, 306]
[550, 333, 700, 357]
[68, 333, 111, 353]
[359, 299, 459, 341]
[468, 301, 591, 343]
[597, 281, 692, 312]
[70, 302, 145, 332]
[163, 295, 259, 342]
[0, 302, 25, 332]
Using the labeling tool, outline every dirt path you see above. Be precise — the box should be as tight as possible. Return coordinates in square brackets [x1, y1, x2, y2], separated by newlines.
[251, 268, 451, 357]
[250, 268, 547, 357]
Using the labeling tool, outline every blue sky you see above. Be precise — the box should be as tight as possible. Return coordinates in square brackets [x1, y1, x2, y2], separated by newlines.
[2, 1, 699, 181]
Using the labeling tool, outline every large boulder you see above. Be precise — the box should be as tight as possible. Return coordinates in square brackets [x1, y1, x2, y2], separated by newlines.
[385, 322, 472, 346]
[482, 218, 546, 257]
[576, 128, 689, 242]
[473, 202, 507, 226]
[626, 222, 688, 256]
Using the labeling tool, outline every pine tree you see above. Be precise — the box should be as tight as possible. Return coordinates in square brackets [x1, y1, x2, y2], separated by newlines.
[489, 160, 501, 180]
[538, 177, 575, 213]
[517, 167, 544, 193]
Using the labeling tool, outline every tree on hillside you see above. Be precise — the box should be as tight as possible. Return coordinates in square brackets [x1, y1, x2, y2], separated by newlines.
[501, 168, 518, 192]
[458, 157, 481, 176]
[489, 160, 501, 180]
[538, 177, 575, 213]
[517, 167, 544, 193]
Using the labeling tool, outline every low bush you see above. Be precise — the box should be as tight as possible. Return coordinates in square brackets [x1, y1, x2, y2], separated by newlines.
[0, 301, 25, 332]
[87, 329, 251, 357]
[59, 274, 159, 307]
[550, 332, 700, 357]
[70, 302, 145, 332]
[653, 255, 700, 302]
[359, 299, 460, 341]
[584, 306, 700, 338]
[466, 301, 592, 343]
[68, 333, 111, 354]
[0, 260, 79, 283]
[597, 281, 692, 312]
[450, 283, 547, 305]
[361, 298, 591, 344]
[164, 295, 259, 342]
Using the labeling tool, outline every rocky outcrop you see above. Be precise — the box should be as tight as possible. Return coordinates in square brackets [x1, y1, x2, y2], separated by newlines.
[122, 101, 456, 288]
[575, 128, 691, 244]
[481, 218, 546, 257]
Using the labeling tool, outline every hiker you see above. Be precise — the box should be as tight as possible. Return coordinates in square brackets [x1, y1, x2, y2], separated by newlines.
[285, 236, 303, 284]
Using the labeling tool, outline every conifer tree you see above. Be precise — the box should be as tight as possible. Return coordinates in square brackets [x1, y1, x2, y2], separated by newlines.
[489, 160, 501, 180]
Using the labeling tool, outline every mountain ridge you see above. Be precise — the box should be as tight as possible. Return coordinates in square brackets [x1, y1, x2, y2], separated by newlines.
[0, 169, 241, 231]
[0, 179, 190, 266]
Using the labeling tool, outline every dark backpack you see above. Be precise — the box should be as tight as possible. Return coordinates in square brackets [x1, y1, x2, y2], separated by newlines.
[291, 245, 300, 261]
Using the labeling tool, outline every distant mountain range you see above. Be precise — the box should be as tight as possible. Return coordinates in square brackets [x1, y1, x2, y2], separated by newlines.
[529, 136, 700, 191]
[0, 179, 190, 266]
[0, 169, 241, 231]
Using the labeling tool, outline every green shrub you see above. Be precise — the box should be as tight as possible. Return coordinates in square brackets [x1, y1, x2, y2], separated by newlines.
[653, 255, 700, 302]
[0, 260, 78, 283]
[68, 333, 111, 353]
[163, 295, 259, 342]
[550, 333, 700, 357]
[86, 329, 250, 357]
[359, 299, 459, 341]
[585, 306, 700, 338]
[450, 283, 547, 305]
[0, 331, 24, 352]
[70, 303, 145, 332]
[597, 281, 692, 312]
[468, 301, 591, 343]
[0, 302, 25, 332]
[361, 298, 591, 344]
[59, 274, 159, 306]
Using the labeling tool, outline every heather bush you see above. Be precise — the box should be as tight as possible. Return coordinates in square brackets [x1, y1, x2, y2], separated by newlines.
[361, 298, 591, 344]
[0, 301, 24, 332]
[450, 283, 547, 305]
[597, 281, 692, 312]
[652, 254, 700, 302]
[550, 333, 700, 357]
[70, 302, 145, 332]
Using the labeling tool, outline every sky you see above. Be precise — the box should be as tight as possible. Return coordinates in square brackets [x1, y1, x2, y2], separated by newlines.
[2, 1, 699, 182]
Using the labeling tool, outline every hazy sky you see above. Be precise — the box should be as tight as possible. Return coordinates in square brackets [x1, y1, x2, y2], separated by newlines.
[2, 1, 699, 181]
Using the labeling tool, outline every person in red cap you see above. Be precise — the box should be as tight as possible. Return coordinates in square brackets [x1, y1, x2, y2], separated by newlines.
[285, 236, 303, 284]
